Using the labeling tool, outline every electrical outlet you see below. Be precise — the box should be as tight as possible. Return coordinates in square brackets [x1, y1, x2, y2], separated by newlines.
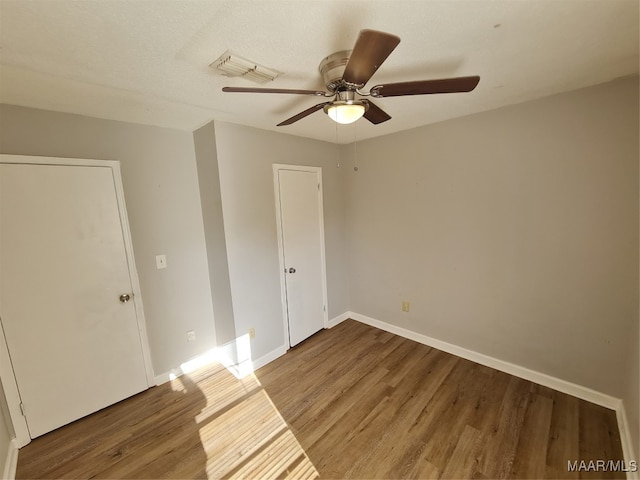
[402, 301, 410, 312]
[186, 330, 196, 342]
[249, 327, 255, 339]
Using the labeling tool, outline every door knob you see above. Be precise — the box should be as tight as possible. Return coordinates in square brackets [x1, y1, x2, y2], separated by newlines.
[119, 293, 131, 303]
[288, 267, 296, 274]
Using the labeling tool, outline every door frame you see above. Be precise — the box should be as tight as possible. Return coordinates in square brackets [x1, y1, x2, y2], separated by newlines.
[272, 164, 329, 350]
[0, 154, 154, 447]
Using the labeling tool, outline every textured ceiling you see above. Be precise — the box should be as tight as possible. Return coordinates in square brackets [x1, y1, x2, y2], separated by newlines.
[0, 0, 638, 144]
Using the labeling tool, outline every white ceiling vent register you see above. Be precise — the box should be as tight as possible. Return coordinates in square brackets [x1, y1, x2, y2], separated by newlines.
[211, 50, 282, 84]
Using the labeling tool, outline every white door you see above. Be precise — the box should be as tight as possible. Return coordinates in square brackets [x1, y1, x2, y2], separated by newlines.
[274, 166, 327, 347]
[0, 162, 150, 438]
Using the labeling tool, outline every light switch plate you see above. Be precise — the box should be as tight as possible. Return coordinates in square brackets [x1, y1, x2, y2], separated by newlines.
[156, 254, 167, 269]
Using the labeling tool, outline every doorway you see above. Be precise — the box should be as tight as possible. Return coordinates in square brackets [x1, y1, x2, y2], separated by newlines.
[273, 165, 328, 348]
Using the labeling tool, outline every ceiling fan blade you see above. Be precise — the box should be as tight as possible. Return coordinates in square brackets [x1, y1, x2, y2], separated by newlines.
[363, 100, 391, 124]
[370, 75, 480, 97]
[277, 102, 329, 126]
[342, 30, 401, 87]
[223, 87, 328, 96]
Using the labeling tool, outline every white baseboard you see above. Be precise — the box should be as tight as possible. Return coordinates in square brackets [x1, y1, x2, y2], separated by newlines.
[2, 438, 19, 480]
[154, 369, 181, 386]
[348, 311, 621, 410]
[154, 343, 287, 384]
[154, 347, 228, 385]
[252, 345, 287, 371]
[219, 344, 286, 378]
[327, 311, 350, 328]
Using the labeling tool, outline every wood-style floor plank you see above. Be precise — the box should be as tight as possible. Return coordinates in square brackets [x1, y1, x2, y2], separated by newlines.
[545, 391, 580, 479]
[17, 319, 624, 479]
[510, 393, 554, 478]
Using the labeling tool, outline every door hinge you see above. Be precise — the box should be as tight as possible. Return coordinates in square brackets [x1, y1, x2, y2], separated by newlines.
[318, 183, 320, 190]
[19, 402, 25, 416]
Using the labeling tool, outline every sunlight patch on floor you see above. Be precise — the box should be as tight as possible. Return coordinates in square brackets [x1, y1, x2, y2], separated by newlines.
[167, 336, 318, 479]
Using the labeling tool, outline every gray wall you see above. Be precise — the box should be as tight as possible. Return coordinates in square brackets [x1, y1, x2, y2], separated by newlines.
[342, 76, 639, 454]
[214, 122, 349, 361]
[193, 121, 236, 345]
[0, 104, 217, 376]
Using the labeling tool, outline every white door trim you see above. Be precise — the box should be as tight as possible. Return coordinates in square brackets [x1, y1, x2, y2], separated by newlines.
[0, 154, 154, 447]
[272, 164, 329, 350]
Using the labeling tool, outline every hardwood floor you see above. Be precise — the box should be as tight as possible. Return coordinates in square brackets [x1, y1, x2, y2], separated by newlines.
[16, 362, 317, 479]
[16, 319, 624, 479]
[254, 320, 625, 479]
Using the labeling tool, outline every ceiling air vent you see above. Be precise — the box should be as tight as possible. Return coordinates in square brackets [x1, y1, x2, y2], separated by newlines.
[211, 50, 282, 84]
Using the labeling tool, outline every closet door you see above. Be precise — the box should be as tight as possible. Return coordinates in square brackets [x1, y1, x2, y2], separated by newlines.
[274, 166, 328, 347]
[0, 162, 149, 438]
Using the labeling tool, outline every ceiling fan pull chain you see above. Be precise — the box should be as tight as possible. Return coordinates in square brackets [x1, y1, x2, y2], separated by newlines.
[335, 120, 341, 168]
[353, 121, 359, 172]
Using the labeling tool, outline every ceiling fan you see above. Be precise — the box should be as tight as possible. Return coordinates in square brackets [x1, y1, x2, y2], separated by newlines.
[222, 29, 480, 126]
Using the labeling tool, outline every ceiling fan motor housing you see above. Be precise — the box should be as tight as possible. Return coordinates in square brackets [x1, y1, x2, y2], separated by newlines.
[319, 50, 353, 92]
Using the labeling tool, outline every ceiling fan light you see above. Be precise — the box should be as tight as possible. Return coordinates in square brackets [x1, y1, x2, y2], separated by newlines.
[326, 103, 366, 124]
